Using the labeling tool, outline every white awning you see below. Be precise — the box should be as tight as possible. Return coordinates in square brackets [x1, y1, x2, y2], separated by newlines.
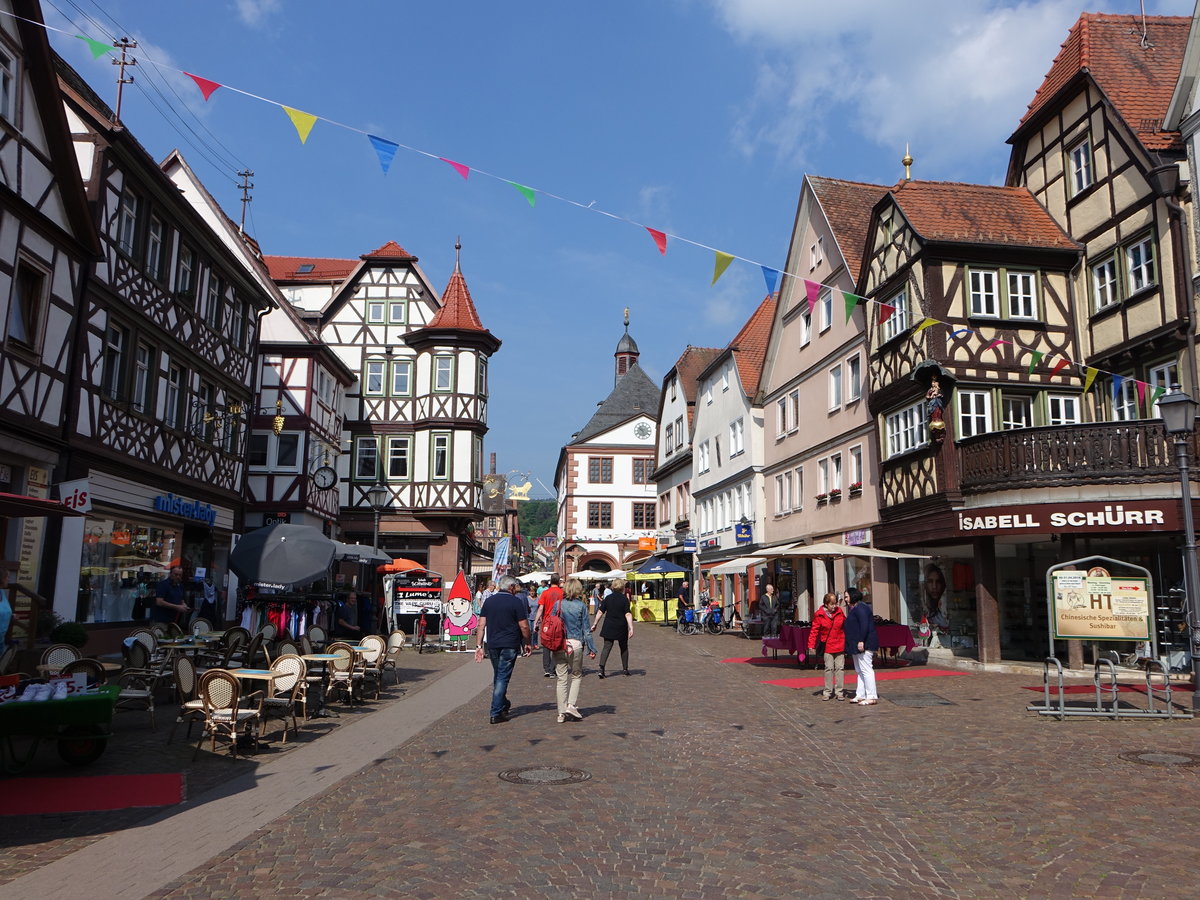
[707, 556, 766, 576]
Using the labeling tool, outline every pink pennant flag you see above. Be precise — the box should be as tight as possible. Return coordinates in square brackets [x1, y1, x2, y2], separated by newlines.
[1048, 358, 1071, 379]
[646, 228, 668, 255]
[985, 338, 1010, 351]
[804, 279, 821, 315]
[439, 157, 471, 180]
[184, 72, 221, 101]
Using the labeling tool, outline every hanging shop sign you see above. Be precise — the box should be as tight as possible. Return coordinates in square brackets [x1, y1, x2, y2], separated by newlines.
[683, 537, 697, 552]
[956, 500, 1179, 537]
[735, 522, 752, 544]
[1050, 567, 1151, 641]
[263, 512, 291, 526]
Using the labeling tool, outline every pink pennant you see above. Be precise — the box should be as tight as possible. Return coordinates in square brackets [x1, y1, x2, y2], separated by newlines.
[1049, 358, 1071, 379]
[804, 280, 820, 314]
[877, 302, 895, 325]
[985, 338, 1010, 350]
[185, 72, 221, 101]
[1135, 380, 1148, 406]
[646, 228, 667, 255]
[439, 157, 470, 180]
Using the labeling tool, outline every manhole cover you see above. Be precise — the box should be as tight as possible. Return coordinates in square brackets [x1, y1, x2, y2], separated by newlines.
[779, 789, 808, 799]
[887, 693, 956, 707]
[498, 766, 592, 785]
[1118, 751, 1200, 768]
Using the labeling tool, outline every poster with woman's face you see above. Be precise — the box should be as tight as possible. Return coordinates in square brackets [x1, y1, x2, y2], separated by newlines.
[923, 564, 949, 627]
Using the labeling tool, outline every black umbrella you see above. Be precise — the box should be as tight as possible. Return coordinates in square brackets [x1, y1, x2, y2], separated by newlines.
[229, 524, 336, 589]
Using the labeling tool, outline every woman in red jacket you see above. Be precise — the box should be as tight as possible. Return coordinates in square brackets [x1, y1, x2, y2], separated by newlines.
[808, 592, 847, 700]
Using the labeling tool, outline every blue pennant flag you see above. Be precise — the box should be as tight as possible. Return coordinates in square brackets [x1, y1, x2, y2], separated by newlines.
[368, 134, 399, 175]
[1111, 373, 1125, 404]
[761, 266, 780, 296]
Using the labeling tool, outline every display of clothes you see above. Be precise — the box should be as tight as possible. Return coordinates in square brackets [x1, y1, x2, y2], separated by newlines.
[234, 595, 323, 638]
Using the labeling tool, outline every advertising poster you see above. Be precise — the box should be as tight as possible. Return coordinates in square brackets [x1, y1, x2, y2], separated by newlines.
[1051, 568, 1150, 640]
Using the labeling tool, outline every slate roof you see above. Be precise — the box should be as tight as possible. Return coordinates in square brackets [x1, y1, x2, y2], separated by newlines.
[264, 254, 358, 282]
[807, 176, 888, 280]
[427, 267, 487, 332]
[1016, 13, 1189, 152]
[572, 363, 661, 444]
[888, 181, 1078, 251]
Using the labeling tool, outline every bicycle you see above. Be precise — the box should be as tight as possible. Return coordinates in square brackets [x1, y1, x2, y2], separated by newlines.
[415, 608, 441, 653]
[702, 604, 725, 635]
[676, 607, 698, 636]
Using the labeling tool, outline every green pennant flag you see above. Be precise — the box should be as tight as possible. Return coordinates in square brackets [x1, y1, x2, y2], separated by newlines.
[1151, 385, 1166, 410]
[1026, 350, 1045, 374]
[76, 35, 112, 59]
[842, 291, 859, 324]
[509, 182, 536, 207]
[712, 251, 735, 285]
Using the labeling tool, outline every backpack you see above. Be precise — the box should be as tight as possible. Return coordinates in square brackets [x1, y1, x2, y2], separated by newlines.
[539, 599, 566, 651]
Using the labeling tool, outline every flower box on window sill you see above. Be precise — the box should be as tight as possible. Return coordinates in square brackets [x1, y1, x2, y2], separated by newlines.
[815, 493, 828, 503]
[828, 489, 842, 501]
[848, 482, 862, 496]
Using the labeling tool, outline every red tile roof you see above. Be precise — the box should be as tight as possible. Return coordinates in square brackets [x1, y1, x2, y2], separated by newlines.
[427, 267, 487, 331]
[263, 254, 357, 282]
[361, 240, 415, 260]
[889, 181, 1077, 251]
[1017, 13, 1188, 151]
[728, 294, 777, 398]
[807, 176, 888, 279]
[670, 346, 722, 430]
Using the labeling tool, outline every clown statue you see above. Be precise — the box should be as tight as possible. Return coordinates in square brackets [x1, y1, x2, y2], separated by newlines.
[443, 571, 478, 650]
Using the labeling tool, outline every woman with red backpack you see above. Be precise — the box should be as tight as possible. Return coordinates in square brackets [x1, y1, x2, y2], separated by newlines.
[808, 592, 847, 701]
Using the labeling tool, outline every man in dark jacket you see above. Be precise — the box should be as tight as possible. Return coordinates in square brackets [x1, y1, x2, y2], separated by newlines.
[475, 574, 532, 723]
[843, 588, 879, 705]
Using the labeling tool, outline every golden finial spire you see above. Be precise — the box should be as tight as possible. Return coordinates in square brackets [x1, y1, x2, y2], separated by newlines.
[623, 307, 630, 330]
[902, 144, 914, 181]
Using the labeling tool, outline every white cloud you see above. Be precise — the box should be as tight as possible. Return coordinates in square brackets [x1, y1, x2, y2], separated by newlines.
[235, 0, 284, 28]
[709, 0, 1196, 179]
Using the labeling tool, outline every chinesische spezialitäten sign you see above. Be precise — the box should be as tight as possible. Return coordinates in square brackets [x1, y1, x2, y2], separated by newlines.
[1051, 569, 1150, 641]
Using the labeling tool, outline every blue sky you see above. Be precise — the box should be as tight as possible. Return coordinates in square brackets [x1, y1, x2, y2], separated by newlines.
[41, 0, 1194, 496]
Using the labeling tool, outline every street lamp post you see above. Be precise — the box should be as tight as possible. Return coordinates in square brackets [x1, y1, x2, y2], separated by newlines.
[1158, 384, 1200, 705]
[368, 481, 388, 551]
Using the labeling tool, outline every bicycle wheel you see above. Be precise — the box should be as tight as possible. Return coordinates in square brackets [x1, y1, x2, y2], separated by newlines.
[706, 620, 724, 635]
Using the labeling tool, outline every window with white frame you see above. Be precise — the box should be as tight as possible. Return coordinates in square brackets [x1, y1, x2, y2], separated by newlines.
[386, 435, 412, 480]
[810, 237, 823, 271]
[829, 364, 842, 410]
[1150, 361, 1180, 416]
[146, 217, 166, 281]
[391, 359, 412, 396]
[164, 365, 184, 429]
[132, 343, 152, 414]
[705, 383, 713, 404]
[102, 323, 128, 400]
[846, 354, 861, 402]
[881, 287, 909, 342]
[1008, 271, 1037, 319]
[776, 398, 788, 438]
[364, 360, 385, 395]
[247, 433, 269, 468]
[698, 440, 710, 473]
[366, 301, 385, 323]
[732, 485, 743, 521]
[175, 245, 195, 304]
[6, 259, 46, 349]
[675, 416, 684, 449]
[969, 269, 999, 317]
[850, 445, 863, 487]
[0, 48, 14, 123]
[117, 189, 140, 256]
[958, 390, 992, 438]
[434, 355, 454, 392]
[355, 436, 379, 480]
[1047, 394, 1081, 426]
[431, 433, 451, 480]
[819, 458, 830, 495]
[389, 301, 407, 324]
[714, 435, 722, 467]
[1069, 139, 1094, 195]
[800, 309, 812, 346]
[717, 494, 726, 529]
[1111, 377, 1138, 421]
[722, 366, 730, 392]
[664, 423, 674, 454]
[819, 288, 832, 332]
[830, 453, 842, 492]
[788, 390, 800, 432]
[1001, 395, 1033, 430]
[1125, 235, 1156, 293]
[885, 400, 925, 457]
[1092, 257, 1119, 310]
[275, 432, 300, 469]
[205, 274, 223, 330]
[776, 473, 789, 514]
[793, 466, 803, 509]
[729, 417, 744, 455]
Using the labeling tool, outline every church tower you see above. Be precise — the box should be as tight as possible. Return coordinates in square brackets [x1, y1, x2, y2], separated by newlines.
[614, 307, 640, 385]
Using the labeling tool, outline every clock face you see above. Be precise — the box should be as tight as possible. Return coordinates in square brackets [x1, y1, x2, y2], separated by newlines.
[634, 422, 652, 440]
[312, 466, 338, 490]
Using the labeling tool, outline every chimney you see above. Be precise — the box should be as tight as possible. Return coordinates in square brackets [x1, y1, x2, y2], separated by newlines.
[489, 453, 497, 475]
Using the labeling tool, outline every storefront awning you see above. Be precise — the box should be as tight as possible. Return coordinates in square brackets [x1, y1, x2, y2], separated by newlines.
[0, 492, 85, 518]
[760, 541, 928, 561]
[707, 556, 766, 576]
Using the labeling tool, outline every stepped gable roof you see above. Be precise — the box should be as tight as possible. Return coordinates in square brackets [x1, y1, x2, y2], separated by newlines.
[264, 254, 357, 282]
[888, 181, 1077, 251]
[427, 267, 487, 332]
[726, 294, 777, 398]
[1016, 13, 1188, 152]
[669, 346, 722, 430]
[807, 176, 888, 280]
[572, 363, 661, 444]
[361, 240, 415, 260]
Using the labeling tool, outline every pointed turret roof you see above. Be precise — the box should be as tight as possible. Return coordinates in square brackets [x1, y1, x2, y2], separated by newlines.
[428, 267, 487, 332]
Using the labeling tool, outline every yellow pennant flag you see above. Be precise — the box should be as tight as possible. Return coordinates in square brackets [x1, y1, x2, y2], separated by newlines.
[712, 251, 735, 285]
[282, 106, 318, 144]
[1082, 366, 1098, 394]
[914, 317, 938, 334]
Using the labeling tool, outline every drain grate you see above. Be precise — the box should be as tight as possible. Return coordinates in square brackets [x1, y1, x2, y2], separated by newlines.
[498, 766, 592, 785]
[779, 789, 808, 799]
[1118, 751, 1200, 768]
[887, 693, 956, 707]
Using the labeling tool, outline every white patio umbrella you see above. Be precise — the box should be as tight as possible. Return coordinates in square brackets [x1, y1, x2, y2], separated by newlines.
[571, 570, 605, 581]
[518, 571, 553, 583]
[761, 541, 928, 561]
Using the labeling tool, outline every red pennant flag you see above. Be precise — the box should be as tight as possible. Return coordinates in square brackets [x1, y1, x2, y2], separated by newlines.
[804, 279, 821, 314]
[877, 302, 895, 324]
[1136, 380, 1148, 407]
[646, 228, 667, 255]
[439, 157, 470, 180]
[185, 72, 221, 101]
[1049, 358, 1071, 379]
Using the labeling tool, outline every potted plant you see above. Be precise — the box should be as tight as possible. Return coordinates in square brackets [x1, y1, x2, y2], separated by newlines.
[49, 620, 88, 650]
[829, 488, 842, 499]
[815, 492, 828, 503]
[849, 481, 863, 494]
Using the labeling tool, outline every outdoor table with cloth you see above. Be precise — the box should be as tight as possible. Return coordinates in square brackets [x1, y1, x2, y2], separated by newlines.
[769, 624, 917, 660]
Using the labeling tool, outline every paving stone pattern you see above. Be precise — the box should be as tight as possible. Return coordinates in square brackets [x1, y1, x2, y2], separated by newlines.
[8, 628, 1200, 899]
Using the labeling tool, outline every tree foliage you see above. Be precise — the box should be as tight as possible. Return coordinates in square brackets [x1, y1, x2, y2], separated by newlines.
[518, 499, 556, 543]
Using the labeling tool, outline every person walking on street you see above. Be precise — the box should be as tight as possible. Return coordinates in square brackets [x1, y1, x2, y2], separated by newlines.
[591, 577, 633, 678]
[759, 583, 780, 637]
[152, 566, 189, 624]
[474, 574, 531, 723]
[808, 592, 847, 700]
[844, 587, 879, 705]
[515, 582, 535, 648]
[533, 575, 564, 677]
[552, 578, 597, 723]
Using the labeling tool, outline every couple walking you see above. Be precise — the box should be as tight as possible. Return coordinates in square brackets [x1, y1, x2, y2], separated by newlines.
[807, 588, 879, 705]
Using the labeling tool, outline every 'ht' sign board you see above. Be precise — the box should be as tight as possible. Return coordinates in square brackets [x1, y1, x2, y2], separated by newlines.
[1051, 567, 1150, 641]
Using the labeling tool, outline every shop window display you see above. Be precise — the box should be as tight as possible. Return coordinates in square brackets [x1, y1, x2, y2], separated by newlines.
[900, 557, 977, 651]
[78, 517, 184, 623]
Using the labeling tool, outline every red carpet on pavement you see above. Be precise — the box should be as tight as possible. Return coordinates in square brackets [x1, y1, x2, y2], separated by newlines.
[720, 657, 804, 666]
[762, 668, 968, 689]
[2, 773, 183, 816]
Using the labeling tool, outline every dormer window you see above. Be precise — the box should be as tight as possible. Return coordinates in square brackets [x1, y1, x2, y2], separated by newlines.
[297, 263, 315, 274]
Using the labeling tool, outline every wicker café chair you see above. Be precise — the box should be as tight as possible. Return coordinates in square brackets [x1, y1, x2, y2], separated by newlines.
[60, 658, 108, 687]
[168, 654, 205, 744]
[382, 630, 406, 685]
[39, 643, 82, 676]
[307, 625, 328, 650]
[325, 642, 363, 705]
[258, 622, 278, 643]
[232, 632, 264, 670]
[261, 654, 307, 743]
[299, 635, 314, 657]
[358, 634, 386, 700]
[191, 618, 214, 636]
[116, 640, 163, 729]
[166, 622, 185, 638]
[194, 670, 263, 760]
[275, 639, 300, 659]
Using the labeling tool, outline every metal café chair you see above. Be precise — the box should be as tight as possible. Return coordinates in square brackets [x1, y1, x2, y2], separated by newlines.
[193, 670, 263, 760]
[38, 643, 82, 677]
[261, 654, 307, 743]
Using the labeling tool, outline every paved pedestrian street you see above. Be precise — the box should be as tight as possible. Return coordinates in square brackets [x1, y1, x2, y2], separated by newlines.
[3, 628, 1199, 899]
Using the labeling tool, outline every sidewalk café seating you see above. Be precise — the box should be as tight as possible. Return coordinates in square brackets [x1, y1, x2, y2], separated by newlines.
[231, 633, 264, 670]
[149, 623, 168, 639]
[381, 630, 405, 686]
[261, 654, 307, 743]
[194, 669, 263, 760]
[325, 642, 364, 705]
[168, 654, 205, 744]
[258, 622, 278, 644]
[116, 641, 164, 729]
[358, 634, 386, 700]
[129, 627, 170, 666]
[275, 639, 300, 659]
[166, 622, 185, 638]
[299, 635, 314, 657]
[60, 658, 108, 687]
[307, 625, 328, 651]
[38, 643, 82, 676]
[197, 632, 248, 674]
[190, 618, 214, 636]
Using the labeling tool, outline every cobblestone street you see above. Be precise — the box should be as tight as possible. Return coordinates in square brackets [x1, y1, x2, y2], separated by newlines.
[3, 627, 1199, 899]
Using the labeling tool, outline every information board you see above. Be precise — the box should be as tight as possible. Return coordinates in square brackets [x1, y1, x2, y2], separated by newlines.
[392, 570, 444, 614]
[1051, 569, 1151, 641]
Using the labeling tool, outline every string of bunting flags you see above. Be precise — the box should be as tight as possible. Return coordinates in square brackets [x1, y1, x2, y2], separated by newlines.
[15, 13, 1167, 412]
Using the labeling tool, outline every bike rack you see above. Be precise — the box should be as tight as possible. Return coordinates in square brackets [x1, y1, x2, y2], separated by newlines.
[1027, 656, 1193, 720]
